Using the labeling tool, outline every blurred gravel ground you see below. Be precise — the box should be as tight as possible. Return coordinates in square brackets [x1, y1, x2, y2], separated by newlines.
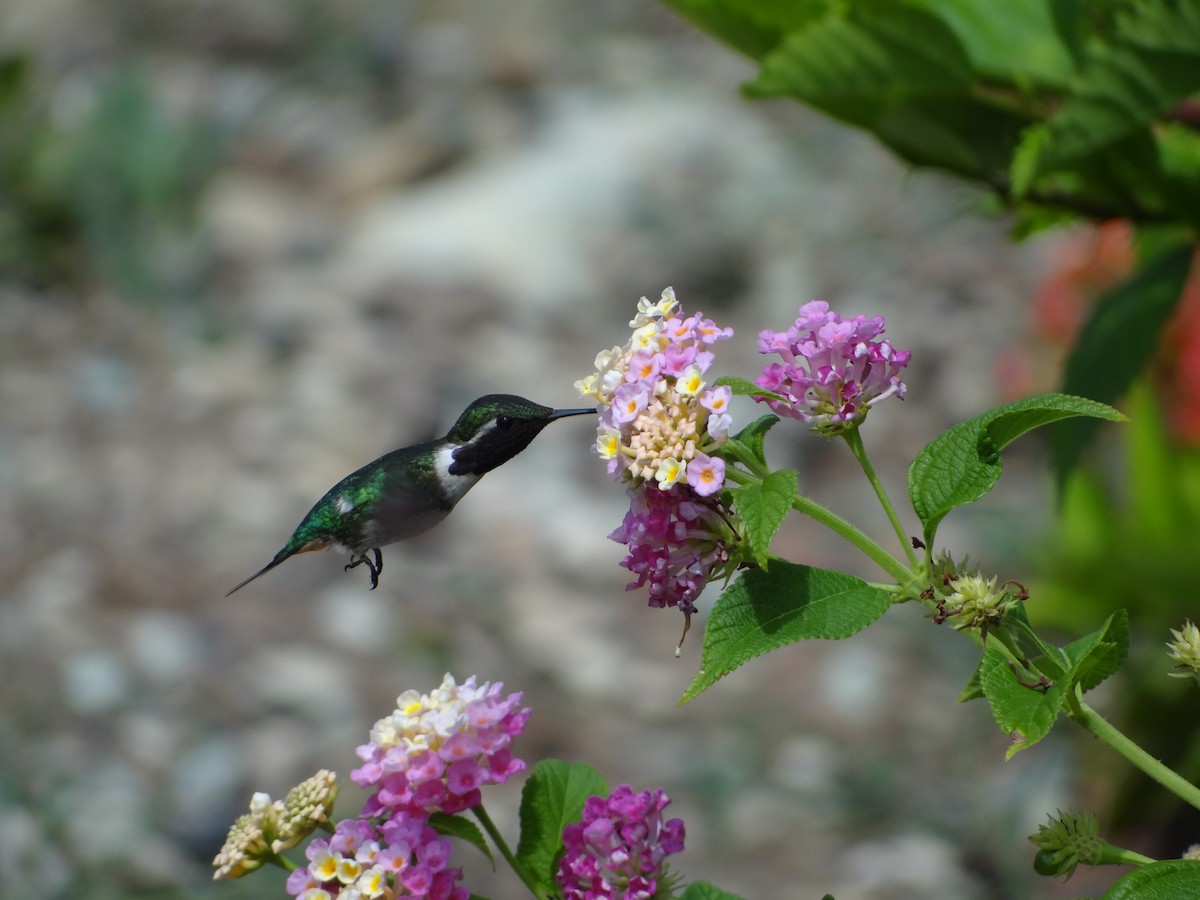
[0, 2, 1107, 899]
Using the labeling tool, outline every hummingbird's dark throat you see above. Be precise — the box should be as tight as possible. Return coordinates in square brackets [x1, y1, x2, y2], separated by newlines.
[344, 547, 383, 589]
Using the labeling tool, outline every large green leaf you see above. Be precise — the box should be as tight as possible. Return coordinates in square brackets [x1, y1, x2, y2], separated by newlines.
[515, 760, 608, 894]
[905, 0, 1075, 84]
[1053, 243, 1193, 484]
[1012, 0, 1200, 192]
[741, 2, 1032, 177]
[681, 562, 890, 703]
[908, 393, 1124, 545]
[1103, 859, 1200, 899]
[660, 0, 833, 59]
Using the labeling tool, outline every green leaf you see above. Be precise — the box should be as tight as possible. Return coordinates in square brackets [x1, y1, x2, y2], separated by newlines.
[681, 882, 749, 900]
[660, 0, 833, 59]
[429, 812, 493, 865]
[1063, 609, 1129, 694]
[1013, 0, 1200, 187]
[681, 562, 890, 703]
[905, 0, 1076, 84]
[732, 470, 798, 568]
[743, 2, 1032, 177]
[715, 375, 789, 405]
[723, 413, 781, 470]
[1053, 243, 1194, 484]
[958, 660, 984, 703]
[1103, 859, 1200, 899]
[908, 392, 1124, 545]
[979, 643, 1067, 758]
[515, 760, 608, 894]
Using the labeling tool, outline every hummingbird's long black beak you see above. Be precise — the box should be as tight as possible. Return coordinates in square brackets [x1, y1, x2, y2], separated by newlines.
[548, 407, 597, 420]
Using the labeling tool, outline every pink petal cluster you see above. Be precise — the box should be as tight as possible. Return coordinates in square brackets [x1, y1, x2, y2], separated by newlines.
[557, 785, 685, 900]
[577, 287, 734, 492]
[285, 815, 466, 900]
[609, 483, 731, 615]
[755, 301, 910, 435]
[578, 289, 738, 617]
[285, 674, 527, 900]
[351, 674, 529, 818]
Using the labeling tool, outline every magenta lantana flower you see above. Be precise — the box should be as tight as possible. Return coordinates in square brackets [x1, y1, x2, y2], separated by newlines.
[577, 288, 738, 620]
[352, 674, 529, 818]
[755, 300, 910, 435]
[557, 784, 686, 900]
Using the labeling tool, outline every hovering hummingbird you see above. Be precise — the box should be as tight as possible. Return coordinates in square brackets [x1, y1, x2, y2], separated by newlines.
[226, 394, 595, 595]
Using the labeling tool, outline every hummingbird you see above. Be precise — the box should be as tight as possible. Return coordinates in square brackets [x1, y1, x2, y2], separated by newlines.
[226, 394, 595, 595]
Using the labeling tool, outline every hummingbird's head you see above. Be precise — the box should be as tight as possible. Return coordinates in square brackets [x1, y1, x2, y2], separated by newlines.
[446, 394, 595, 476]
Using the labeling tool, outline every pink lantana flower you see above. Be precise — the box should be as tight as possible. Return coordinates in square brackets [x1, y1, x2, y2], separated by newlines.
[557, 784, 685, 900]
[576, 288, 738, 620]
[755, 300, 910, 435]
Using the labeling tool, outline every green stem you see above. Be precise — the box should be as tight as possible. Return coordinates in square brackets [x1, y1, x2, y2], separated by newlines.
[841, 428, 917, 566]
[471, 804, 546, 900]
[724, 466, 909, 582]
[1067, 690, 1200, 812]
[1099, 844, 1156, 867]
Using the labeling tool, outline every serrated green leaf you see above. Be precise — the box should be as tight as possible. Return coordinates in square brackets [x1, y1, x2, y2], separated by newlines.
[1053, 243, 1193, 484]
[958, 659, 984, 703]
[681, 881, 748, 900]
[429, 812, 493, 866]
[515, 760, 608, 894]
[979, 644, 1067, 758]
[660, 0, 833, 59]
[733, 470, 797, 568]
[906, 0, 1075, 84]
[744, 3, 1032, 177]
[1103, 859, 1200, 900]
[681, 562, 890, 703]
[1063, 609, 1129, 693]
[1013, 0, 1200, 187]
[908, 392, 1124, 544]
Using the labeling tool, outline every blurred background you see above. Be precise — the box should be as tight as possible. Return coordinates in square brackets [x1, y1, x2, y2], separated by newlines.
[0, 1, 1172, 898]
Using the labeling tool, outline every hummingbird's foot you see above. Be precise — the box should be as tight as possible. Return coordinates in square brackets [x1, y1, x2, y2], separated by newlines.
[344, 548, 383, 589]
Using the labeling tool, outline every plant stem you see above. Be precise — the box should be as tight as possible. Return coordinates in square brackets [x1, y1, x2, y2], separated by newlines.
[471, 804, 546, 900]
[841, 428, 917, 566]
[724, 466, 909, 582]
[1067, 690, 1200, 812]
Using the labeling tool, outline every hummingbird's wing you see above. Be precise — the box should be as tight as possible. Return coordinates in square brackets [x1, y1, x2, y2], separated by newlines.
[358, 442, 461, 548]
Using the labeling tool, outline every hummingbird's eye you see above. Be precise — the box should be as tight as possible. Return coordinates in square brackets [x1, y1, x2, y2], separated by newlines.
[496, 414, 515, 429]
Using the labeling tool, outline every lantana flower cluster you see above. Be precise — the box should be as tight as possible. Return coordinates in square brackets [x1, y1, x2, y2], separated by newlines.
[215, 675, 528, 900]
[755, 300, 911, 435]
[577, 288, 738, 617]
[351, 673, 529, 818]
[285, 815, 462, 900]
[557, 784, 686, 900]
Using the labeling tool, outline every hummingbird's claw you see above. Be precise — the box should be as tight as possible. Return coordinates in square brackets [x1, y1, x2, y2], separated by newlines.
[345, 548, 384, 589]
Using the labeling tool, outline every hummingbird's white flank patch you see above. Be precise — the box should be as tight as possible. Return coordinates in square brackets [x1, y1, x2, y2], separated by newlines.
[434, 444, 481, 503]
[335, 495, 355, 515]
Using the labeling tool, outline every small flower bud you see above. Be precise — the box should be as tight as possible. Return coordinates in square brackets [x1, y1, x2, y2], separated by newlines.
[1167, 621, 1200, 684]
[1028, 810, 1102, 879]
[273, 769, 339, 853]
